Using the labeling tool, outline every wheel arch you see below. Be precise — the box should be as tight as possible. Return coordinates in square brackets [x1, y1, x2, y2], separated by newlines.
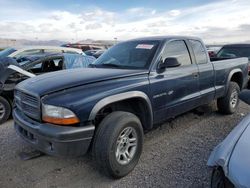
[88, 91, 153, 130]
[227, 69, 243, 90]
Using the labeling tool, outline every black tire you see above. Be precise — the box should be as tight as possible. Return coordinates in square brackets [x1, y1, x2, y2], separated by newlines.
[217, 82, 240, 114]
[0, 96, 11, 124]
[92, 111, 143, 178]
[211, 167, 234, 188]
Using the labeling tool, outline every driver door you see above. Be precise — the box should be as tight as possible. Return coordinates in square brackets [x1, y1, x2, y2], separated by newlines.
[149, 40, 200, 123]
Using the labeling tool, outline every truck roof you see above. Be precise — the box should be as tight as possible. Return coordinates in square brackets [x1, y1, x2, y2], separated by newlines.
[128, 36, 202, 42]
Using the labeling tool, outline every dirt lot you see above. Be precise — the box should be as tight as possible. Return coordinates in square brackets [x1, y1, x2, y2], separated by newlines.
[0, 101, 249, 188]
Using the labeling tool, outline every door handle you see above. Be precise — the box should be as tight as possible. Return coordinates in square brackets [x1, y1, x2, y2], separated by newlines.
[192, 72, 199, 78]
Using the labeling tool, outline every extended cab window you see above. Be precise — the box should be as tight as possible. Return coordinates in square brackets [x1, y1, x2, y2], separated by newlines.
[189, 40, 207, 64]
[162, 40, 192, 66]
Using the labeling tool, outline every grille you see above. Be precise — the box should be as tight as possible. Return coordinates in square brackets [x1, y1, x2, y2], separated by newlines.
[15, 90, 40, 120]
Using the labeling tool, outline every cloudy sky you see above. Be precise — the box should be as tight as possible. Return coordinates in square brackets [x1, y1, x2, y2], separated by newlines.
[0, 0, 249, 43]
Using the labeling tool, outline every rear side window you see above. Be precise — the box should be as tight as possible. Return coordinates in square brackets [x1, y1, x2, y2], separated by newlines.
[189, 40, 207, 64]
[162, 40, 192, 66]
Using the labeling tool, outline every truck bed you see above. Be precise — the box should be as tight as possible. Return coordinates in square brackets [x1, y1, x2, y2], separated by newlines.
[211, 57, 249, 98]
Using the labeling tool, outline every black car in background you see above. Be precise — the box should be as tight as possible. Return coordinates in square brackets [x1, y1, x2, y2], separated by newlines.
[213, 44, 250, 88]
[216, 44, 250, 60]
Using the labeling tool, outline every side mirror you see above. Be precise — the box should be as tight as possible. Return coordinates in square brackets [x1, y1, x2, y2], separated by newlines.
[159, 57, 181, 70]
[239, 90, 250, 105]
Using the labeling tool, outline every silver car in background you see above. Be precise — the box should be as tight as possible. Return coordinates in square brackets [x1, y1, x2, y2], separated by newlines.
[208, 90, 250, 188]
[0, 46, 84, 58]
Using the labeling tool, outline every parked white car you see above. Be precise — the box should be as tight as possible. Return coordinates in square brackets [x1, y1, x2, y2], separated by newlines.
[208, 90, 250, 188]
[0, 46, 84, 58]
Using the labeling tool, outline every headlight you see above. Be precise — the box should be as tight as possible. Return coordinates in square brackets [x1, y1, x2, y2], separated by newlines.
[42, 104, 80, 125]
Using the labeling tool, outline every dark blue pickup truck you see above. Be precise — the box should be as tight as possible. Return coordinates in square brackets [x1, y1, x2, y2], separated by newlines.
[13, 36, 249, 178]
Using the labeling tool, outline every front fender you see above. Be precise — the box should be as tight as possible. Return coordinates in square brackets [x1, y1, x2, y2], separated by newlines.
[41, 75, 151, 126]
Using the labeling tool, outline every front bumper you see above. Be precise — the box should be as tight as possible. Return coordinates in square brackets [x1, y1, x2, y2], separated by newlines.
[13, 108, 95, 157]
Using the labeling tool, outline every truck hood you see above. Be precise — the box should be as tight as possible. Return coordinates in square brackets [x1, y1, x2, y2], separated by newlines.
[16, 68, 148, 96]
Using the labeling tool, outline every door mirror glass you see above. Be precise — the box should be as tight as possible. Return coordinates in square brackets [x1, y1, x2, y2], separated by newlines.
[158, 57, 181, 71]
[164, 57, 181, 68]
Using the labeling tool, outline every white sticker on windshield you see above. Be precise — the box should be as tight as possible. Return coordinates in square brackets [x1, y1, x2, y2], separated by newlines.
[136, 44, 154, 49]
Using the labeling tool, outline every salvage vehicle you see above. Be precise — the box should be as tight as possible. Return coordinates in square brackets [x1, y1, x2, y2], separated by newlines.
[208, 90, 250, 188]
[0, 53, 95, 124]
[13, 36, 249, 178]
[0, 46, 84, 59]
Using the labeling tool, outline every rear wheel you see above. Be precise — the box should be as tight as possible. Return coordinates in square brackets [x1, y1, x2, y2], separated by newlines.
[92, 111, 143, 178]
[0, 96, 11, 124]
[211, 167, 234, 188]
[217, 82, 240, 114]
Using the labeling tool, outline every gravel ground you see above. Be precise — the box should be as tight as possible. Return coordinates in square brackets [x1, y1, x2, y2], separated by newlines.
[0, 101, 249, 188]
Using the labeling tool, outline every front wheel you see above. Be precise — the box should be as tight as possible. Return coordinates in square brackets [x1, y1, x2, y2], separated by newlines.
[217, 82, 240, 114]
[92, 111, 143, 178]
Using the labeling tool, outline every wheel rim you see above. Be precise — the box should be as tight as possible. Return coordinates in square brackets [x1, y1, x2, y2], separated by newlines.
[0, 102, 5, 119]
[115, 127, 138, 165]
[230, 90, 238, 109]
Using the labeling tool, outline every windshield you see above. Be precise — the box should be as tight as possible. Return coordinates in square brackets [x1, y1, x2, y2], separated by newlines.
[0, 48, 16, 58]
[217, 46, 250, 59]
[93, 40, 160, 69]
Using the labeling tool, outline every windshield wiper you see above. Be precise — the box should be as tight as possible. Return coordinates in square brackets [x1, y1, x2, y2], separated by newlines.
[94, 63, 123, 68]
[102, 63, 121, 67]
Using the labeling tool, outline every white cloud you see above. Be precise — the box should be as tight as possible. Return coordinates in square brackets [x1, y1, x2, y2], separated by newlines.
[168, 10, 181, 17]
[0, 0, 250, 43]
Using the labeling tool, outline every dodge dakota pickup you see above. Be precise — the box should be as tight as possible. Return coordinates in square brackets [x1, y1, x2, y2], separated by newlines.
[13, 36, 249, 178]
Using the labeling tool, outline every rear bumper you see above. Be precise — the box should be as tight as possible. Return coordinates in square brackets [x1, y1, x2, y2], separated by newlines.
[13, 108, 95, 157]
